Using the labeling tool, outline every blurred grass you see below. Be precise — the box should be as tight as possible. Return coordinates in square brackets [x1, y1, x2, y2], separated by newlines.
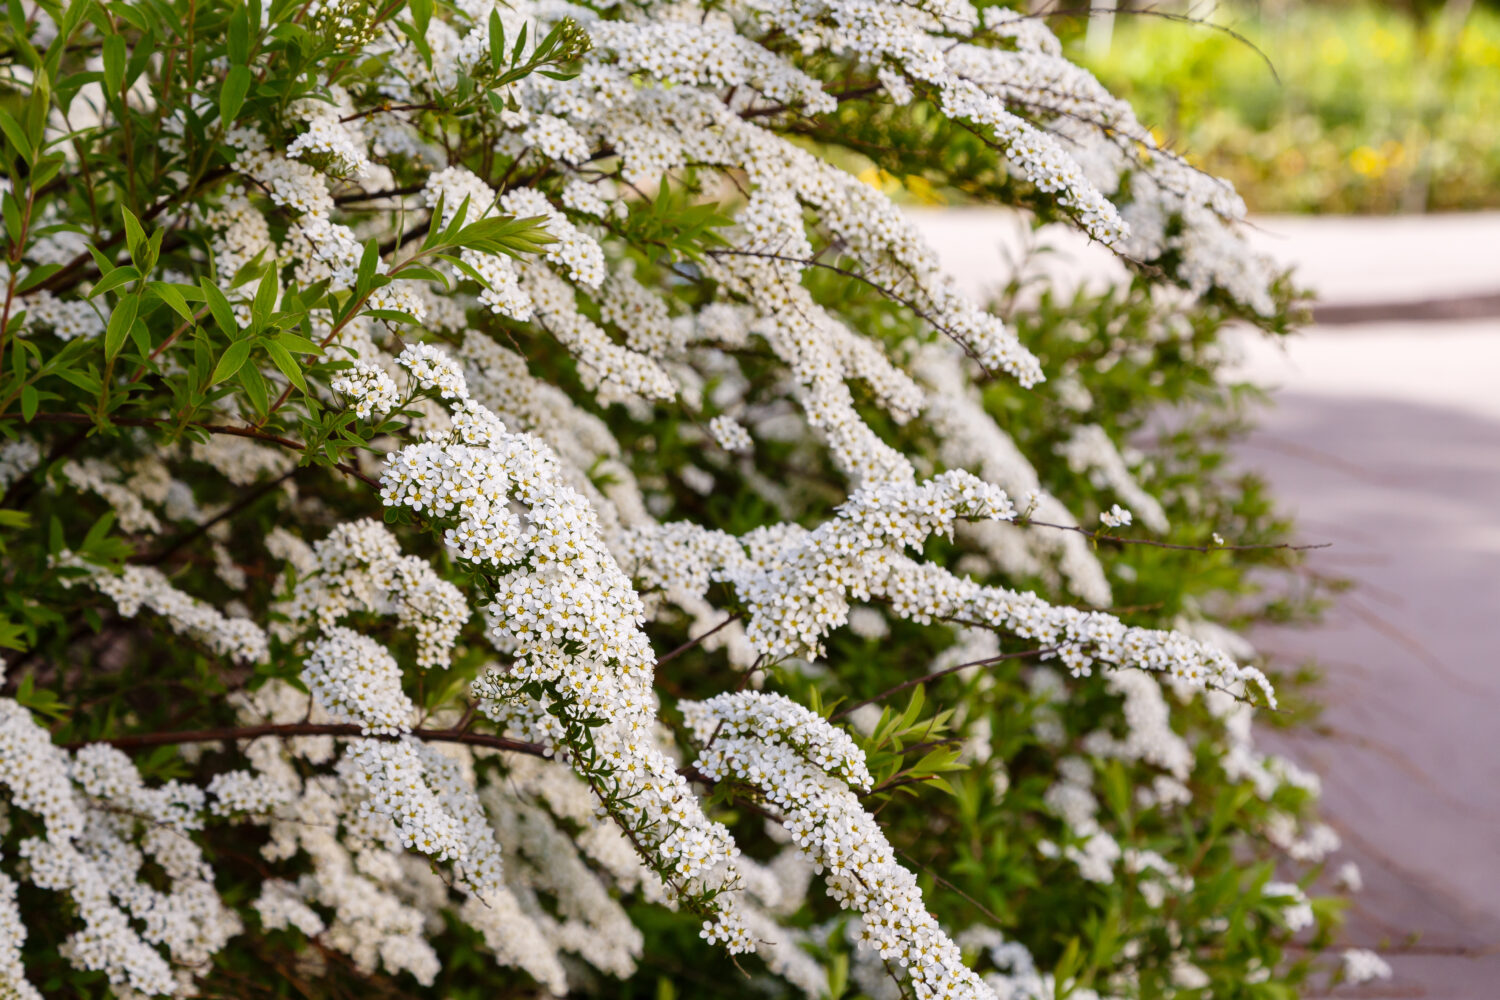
[1071, 2, 1500, 214]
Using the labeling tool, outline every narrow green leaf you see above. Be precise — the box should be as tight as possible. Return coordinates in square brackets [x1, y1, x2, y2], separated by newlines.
[488, 9, 505, 71]
[146, 281, 194, 321]
[102, 33, 125, 95]
[86, 244, 116, 276]
[145, 227, 164, 273]
[355, 239, 378, 295]
[251, 265, 278, 325]
[103, 293, 140, 362]
[88, 265, 140, 299]
[17, 263, 62, 292]
[21, 385, 38, 421]
[220, 65, 251, 124]
[228, 5, 250, 64]
[238, 362, 268, 417]
[199, 277, 238, 339]
[421, 193, 448, 251]
[265, 341, 306, 392]
[1, 193, 23, 245]
[274, 332, 321, 354]
[120, 206, 146, 266]
[209, 339, 252, 385]
[410, 0, 432, 36]
[0, 109, 31, 162]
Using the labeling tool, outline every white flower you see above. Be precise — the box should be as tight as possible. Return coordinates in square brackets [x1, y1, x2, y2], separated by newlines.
[1342, 948, 1392, 985]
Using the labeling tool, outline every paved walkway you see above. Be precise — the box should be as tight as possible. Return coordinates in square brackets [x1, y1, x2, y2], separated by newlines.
[909, 210, 1500, 997]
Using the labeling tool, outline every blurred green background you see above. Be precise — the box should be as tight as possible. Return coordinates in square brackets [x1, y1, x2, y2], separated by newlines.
[1061, 1, 1500, 214]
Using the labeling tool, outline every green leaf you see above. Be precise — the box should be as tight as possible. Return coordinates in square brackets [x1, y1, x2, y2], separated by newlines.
[273, 332, 320, 354]
[1054, 937, 1081, 998]
[102, 32, 125, 96]
[147, 281, 194, 322]
[238, 362, 268, 417]
[449, 214, 555, 257]
[0, 108, 32, 163]
[0, 620, 25, 653]
[21, 384, 38, 421]
[209, 339, 252, 385]
[228, 4, 251, 64]
[251, 265, 278, 326]
[410, 0, 432, 36]
[2, 191, 22, 244]
[103, 293, 140, 362]
[16, 263, 62, 292]
[88, 265, 140, 299]
[355, 239, 379, 295]
[199, 277, 238, 339]
[363, 308, 419, 325]
[145, 225, 164, 273]
[488, 9, 505, 71]
[220, 65, 251, 125]
[120, 205, 146, 266]
[265, 341, 306, 392]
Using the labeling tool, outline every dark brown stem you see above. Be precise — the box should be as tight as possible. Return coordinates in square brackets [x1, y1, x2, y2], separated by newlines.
[655, 613, 744, 666]
[62, 721, 550, 758]
[2, 412, 379, 488]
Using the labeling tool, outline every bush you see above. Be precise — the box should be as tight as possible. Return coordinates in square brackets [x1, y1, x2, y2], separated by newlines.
[1078, 2, 1500, 214]
[0, 0, 1360, 998]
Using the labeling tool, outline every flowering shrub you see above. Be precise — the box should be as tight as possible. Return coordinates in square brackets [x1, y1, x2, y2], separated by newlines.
[0, 0, 1367, 997]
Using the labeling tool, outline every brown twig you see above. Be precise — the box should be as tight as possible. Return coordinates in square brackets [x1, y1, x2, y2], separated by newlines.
[62, 721, 550, 758]
[832, 645, 1059, 721]
[655, 613, 744, 666]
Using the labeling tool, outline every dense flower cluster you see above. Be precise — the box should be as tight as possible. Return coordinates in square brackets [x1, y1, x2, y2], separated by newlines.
[687, 691, 990, 999]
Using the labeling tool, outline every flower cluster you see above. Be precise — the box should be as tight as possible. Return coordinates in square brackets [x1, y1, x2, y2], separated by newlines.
[686, 691, 992, 999]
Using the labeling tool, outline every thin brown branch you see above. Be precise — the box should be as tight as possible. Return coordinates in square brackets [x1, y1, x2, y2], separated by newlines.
[832, 645, 1059, 721]
[1024, 518, 1331, 554]
[62, 721, 550, 757]
[655, 613, 744, 666]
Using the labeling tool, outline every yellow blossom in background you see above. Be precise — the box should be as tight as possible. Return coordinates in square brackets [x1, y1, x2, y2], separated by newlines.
[1348, 145, 1386, 179]
[1369, 27, 1399, 60]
